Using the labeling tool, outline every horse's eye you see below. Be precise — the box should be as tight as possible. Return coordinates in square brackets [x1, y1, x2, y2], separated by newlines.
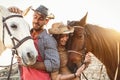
[11, 24, 17, 29]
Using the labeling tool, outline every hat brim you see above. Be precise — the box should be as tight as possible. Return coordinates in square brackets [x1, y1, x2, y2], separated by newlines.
[49, 27, 74, 34]
[31, 8, 42, 15]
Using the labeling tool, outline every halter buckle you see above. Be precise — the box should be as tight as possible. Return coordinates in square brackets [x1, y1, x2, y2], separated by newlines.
[11, 49, 17, 55]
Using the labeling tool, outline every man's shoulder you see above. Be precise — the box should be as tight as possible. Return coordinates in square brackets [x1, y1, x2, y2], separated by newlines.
[39, 30, 54, 40]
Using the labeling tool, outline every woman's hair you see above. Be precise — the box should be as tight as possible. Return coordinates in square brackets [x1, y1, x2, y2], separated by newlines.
[52, 34, 69, 47]
[52, 34, 61, 44]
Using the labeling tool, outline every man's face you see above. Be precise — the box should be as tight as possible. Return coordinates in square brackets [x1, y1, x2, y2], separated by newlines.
[32, 12, 46, 30]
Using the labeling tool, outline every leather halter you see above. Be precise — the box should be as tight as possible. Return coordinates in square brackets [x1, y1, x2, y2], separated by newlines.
[2, 15, 32, 80]
[67, 30, 88, 80]
[2, 15, 32, 50]
[67, 31, 87, 64]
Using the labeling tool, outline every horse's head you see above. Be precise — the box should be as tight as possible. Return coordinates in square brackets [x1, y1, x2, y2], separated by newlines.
[0, 5, 38, 66]
[66, 13, 88, 72]
[67, 12, 120, 80]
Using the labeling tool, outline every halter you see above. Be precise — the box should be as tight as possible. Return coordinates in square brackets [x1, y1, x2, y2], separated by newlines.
[2, 15, 32, 80]
[68, 30, 87, 64]
[68, 47, 87, 64]
[67, 29, 88, 80]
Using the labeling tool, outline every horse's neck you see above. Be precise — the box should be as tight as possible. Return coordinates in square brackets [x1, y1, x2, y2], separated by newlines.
[0, 40, 6, 55]
[0, 5, 10, 55]
[0, 5, 10, 43]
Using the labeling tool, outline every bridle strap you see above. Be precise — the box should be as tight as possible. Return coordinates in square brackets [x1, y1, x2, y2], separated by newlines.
[7, 49, 16, 80]
[2, 15, 31, 80]
[2, 15, 23, 47]
[68, 50, 83, 56]
[67, 28, 88, 80]
[12, 36, 32, 49]
[3, 15, 23, 22]
[3, 23, 32, 49]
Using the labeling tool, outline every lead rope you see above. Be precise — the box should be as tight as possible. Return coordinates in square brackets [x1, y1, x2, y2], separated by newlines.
[7, 49, 16, 80]
[81, 72, 88, 80]
[99, 64, 103, 80]
[114, 41, 119, 80]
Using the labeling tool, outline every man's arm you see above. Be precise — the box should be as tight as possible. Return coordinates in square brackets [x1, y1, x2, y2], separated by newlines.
[43, 36, 60, 72]
[29, 61, 46, 70]
[29, 36, 60, 72]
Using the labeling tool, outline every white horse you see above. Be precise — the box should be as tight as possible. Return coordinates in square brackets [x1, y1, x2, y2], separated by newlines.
[0, 5, 38, 66]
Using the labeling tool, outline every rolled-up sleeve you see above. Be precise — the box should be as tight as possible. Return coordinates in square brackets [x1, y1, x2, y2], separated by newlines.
[44, 36, 60, 72]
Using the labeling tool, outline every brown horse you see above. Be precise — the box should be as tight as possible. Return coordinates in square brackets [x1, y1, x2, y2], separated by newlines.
[66, 13, 120, 80]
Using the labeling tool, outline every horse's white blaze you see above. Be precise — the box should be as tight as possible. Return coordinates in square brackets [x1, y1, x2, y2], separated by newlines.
[0, 5, 38, 66]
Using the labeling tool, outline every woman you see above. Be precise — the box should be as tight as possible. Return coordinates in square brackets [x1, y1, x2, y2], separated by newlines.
[48, 22, 91, 80]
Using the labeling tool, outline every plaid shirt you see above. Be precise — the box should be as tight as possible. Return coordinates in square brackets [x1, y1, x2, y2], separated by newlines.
[37, 29, 60, 72]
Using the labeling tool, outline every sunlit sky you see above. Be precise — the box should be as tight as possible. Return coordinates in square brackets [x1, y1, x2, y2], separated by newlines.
[0, 0, 120, 30]
[0, 0, 120, 66]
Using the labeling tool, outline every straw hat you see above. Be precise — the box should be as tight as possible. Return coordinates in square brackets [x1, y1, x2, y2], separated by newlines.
[49, 22, 74, 34]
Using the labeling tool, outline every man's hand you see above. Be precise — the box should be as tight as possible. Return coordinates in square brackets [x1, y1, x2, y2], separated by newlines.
[15, 56, 23, 65]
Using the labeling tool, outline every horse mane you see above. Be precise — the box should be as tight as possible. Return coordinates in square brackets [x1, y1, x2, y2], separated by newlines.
[85, 23, 120, 74]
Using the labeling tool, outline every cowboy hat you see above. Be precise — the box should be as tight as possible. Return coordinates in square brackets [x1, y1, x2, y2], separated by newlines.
[32, 5, 48, 17]
[49, 22, 74, 34]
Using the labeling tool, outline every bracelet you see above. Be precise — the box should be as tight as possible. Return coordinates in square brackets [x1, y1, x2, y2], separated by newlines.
[74, 73, 76, 78]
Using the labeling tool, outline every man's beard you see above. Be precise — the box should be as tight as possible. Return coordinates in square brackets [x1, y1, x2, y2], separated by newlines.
[34, 27, 42, 31]
[34, 25, 43, 31]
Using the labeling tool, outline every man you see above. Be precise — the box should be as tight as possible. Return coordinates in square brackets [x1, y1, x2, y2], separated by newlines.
[9, 5, 60, 80]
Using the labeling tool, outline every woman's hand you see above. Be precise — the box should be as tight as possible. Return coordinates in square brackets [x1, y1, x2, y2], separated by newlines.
[8, 6, 23, 14]
[84, 52, 91, 66]
[75, 52, 91, 77]
[75, 64, 86, 77]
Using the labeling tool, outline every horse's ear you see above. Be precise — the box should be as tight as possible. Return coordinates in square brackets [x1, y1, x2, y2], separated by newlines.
[79, 12, 88, 27]
[67, 20, 71, 25]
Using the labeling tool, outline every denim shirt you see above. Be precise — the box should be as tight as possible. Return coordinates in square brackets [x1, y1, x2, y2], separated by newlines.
[37, 29, 60, 72]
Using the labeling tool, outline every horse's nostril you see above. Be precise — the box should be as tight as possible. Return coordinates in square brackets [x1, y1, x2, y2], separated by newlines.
[27, 52, 32, 58]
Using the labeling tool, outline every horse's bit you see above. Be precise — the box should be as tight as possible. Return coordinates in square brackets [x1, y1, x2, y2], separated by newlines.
[2, 15, 32, 80]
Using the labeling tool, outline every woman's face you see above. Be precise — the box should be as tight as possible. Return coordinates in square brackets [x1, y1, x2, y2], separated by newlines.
[59, 34, 69, 46]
